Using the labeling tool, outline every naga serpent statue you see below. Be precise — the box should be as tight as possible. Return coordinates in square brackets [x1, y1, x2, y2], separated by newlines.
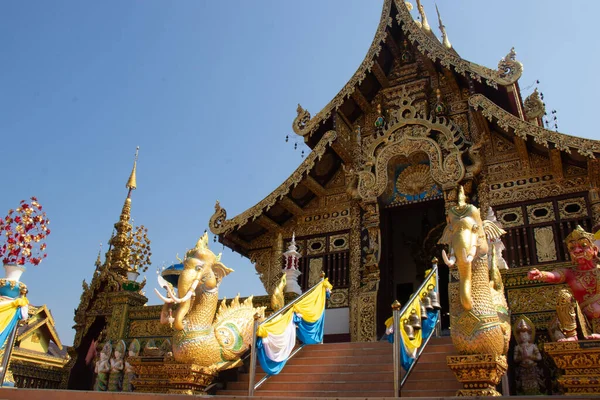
[439, 186, 510, 356]
[155, 233, 265, 370]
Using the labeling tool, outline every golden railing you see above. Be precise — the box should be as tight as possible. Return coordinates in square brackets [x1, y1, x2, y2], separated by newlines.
[391, 260, 441, 397]
[247, 274, 325, 397]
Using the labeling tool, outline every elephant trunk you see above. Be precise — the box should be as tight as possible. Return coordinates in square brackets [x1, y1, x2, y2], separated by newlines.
[453, 221, 478, 311]
[173, 299, 191, 330]
[173, 267, 199, 331]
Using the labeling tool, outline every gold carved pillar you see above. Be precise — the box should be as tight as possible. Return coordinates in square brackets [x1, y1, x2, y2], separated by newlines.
[353, 200, 381, 342]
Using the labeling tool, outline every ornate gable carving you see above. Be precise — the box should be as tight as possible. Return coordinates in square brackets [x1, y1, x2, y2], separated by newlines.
[492, 133, 515, 155]
[530, 152, 550, 169]
[357, 88, 468, 201]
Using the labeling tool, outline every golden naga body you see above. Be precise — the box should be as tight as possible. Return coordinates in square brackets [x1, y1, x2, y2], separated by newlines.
[270, 274, 286, 312]
[439, 187, 510, 356]
[155, 233, 265, 370]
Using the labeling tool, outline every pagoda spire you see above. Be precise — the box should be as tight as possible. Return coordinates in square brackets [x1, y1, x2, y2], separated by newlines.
[107, 147, 139, 276]
[126, 146, 139, 197]
[435, 4, 452, 49]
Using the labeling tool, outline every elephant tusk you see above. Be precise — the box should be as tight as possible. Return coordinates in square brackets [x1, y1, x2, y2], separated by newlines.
[155, 288, 174, 304]
[469, 232, 478, 259]
[168, 279, 200, 304]
[165, 285, 180, 302]
[442, 249, 456, 267]
[461, 248, 473, 263]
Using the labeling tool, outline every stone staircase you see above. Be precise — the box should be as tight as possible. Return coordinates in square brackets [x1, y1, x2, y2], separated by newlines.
[216, 336, 462, 398]
[402, 336, 462, 397]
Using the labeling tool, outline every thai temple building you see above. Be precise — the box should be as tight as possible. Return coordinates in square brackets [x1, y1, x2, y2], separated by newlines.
[15, 0, 597, 398]
[209, 0, 599, 342]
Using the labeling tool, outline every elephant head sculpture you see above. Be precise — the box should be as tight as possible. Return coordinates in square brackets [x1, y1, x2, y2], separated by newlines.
[155, 233, 232, 330]
[441, 186, 488, 311]
[439, 186, 509, 356]
[154, 233, 264, 368]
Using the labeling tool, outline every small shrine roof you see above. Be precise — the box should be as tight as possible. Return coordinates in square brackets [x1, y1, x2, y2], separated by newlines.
[17, 304, 63, 351]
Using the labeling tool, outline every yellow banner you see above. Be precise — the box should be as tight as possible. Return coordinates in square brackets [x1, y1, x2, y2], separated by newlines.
[257, 279, 333, 338]
[0, 297, 28, 334]
[386, 271, 437, 354]
[257, 308, 294, 338]
[293, 279, 332, 323]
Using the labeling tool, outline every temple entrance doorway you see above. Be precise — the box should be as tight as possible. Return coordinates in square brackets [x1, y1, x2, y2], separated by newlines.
[377, 199, 449, 338]
[67, 316, 106, 390]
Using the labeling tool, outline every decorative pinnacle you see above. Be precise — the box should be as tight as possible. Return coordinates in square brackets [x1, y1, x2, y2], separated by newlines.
[108, 148, 140, 275]
[416, 0, 431, 31]
[435, 4, 451, 49]
[126, 146, 139, 196]
[391, 300, 402, 310]
[95, 242, 102, 269]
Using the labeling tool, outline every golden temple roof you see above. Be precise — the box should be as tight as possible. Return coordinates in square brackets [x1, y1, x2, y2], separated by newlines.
[291, 0, 524, 142]
[209, 0, 600, 254]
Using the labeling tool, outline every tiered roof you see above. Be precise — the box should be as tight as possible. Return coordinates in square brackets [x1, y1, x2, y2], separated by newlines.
[209, 0, 600, 254]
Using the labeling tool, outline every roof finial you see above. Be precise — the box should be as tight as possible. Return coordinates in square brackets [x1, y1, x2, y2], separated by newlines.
[435, 4, 451, 49]
[126, 146, 139, 198]
[95, 242, 103, 269]
[416, 0, 431, 31]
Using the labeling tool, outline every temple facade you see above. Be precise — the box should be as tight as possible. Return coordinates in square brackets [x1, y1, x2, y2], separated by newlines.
[208, 0, 600, 343]
[61, 1, 600, 395]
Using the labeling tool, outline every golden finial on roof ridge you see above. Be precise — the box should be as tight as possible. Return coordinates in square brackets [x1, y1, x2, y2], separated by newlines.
[126, 146, 139, 195]
[415, 0, 431, 32]
[95, 242, 102, 269]
[435, 4, 451, 49]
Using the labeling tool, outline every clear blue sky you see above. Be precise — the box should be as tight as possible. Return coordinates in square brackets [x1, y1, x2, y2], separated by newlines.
[1, 1, 598, 345]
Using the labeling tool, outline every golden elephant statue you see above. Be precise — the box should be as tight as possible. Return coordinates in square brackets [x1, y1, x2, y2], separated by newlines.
[439, 187, 510, 356]
[155, 233, 265, 370]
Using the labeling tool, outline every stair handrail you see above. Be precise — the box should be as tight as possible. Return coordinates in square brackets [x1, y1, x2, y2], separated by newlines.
[248, 273, 326, 397]
[392, 260, 441, 397]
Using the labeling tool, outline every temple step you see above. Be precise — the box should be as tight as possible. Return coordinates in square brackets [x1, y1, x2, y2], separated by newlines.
[3, 388, 593, 399]
[215, 337, 463, 398]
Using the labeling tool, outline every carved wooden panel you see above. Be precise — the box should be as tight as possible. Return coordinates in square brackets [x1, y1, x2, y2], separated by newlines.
[496, 193, 593, 268]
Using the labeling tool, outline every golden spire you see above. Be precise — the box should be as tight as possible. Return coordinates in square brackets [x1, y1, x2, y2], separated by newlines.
[126, 146, 139, 197]
[416, 0, 431, 32]
[435, 4, 452, 49]
[95, 242, 102, 269]
[108, 148, 140, 275]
